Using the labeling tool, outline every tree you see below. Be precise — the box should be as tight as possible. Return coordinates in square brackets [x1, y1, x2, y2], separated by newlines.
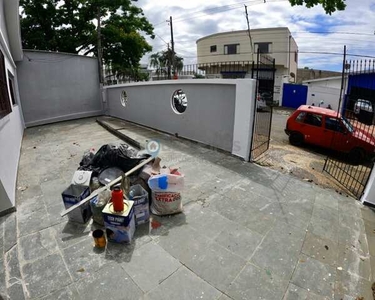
[289, 0, 346, 14]
[19, 0, 154, 78]
[149, 50, 184, 79]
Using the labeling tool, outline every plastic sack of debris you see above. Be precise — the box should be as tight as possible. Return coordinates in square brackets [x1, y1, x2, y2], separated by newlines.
[148, 172, 184, 215]
[79, 144, 149, 174]
[148, 174, 184, 192]
[90, 189, 111, 225]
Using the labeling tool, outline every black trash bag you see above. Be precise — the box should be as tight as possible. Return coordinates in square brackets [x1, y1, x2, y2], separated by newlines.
[79, 144, 149, 174]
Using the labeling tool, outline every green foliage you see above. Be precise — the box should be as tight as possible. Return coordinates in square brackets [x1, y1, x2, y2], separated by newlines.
[149, 50, 184, 77]
[289, 0, 346, 14]
[20, 0, 154, 73]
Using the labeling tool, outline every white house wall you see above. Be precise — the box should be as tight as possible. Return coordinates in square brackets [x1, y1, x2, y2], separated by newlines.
[0, 0, 24, 212]
[105, 79, 256, 161]
[196, 28, 297, 72]
[306, 86, 341, 110]
[304, 78, 342, 89]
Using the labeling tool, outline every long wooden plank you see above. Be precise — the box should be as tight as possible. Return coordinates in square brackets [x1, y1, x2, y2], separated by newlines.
[60, 156, 154, 217]
[96, 118, 142, 150]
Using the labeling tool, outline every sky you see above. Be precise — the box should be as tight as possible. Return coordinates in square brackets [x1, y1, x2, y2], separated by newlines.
[136, 0, 375, 71]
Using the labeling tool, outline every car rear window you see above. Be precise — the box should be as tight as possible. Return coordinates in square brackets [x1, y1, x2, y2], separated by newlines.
[295, 112, 306, 123]
[304, 113, 322, 127]
[325, 117, 345, 133]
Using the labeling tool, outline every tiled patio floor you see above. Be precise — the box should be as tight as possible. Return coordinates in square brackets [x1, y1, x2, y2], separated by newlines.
[1, 117, 375, 299]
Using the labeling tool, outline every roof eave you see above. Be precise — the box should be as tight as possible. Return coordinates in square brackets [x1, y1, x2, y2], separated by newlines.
[4, 0, 23, 62]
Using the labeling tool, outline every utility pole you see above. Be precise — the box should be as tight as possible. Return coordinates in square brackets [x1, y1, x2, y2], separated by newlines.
[167, 43, 171, 80]
[97, 7, 104, 84]
[168, 16, 175, 78]
[244, 5, 254, 62]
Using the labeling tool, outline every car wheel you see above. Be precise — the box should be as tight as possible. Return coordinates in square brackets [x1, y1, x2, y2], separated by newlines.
[349, 148, 365, 165]
[289, 132, 304, 146]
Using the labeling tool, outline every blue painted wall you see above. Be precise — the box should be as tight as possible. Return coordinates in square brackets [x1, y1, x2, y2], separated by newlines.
[282, 84, 308, 109]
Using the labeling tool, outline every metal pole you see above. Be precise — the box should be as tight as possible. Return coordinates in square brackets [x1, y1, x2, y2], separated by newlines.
[170, 16, 175, 78]
[324, 45, 347, 170]
[97, 7, 104, 84]
[244, 5, 254, 62]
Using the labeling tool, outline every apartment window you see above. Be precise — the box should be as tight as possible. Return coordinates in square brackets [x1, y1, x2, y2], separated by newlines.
[295, 51, 298, 63]
[0, 50, 12, 118]
[224, 44, 239, 55]
[254, 42, 272, 54]
[8, 72, 16, 105]
[210, 45, 217, 53]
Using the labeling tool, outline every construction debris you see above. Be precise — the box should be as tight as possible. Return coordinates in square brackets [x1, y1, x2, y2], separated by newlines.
[59, 143, 185, 246]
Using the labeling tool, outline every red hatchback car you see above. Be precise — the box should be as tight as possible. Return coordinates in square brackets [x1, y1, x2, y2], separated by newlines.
[285, 105, 375, 162]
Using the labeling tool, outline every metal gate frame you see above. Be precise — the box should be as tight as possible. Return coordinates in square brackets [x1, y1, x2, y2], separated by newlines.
[323, 46, 375, 199]
[249, 49, 276, 161]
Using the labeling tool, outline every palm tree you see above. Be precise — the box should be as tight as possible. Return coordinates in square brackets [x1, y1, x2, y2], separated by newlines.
[149, 52, 166, 79]
[149, 50, 184, 79]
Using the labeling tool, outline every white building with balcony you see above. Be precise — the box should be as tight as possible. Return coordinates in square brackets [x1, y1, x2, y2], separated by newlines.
[196, 27, 298, 102]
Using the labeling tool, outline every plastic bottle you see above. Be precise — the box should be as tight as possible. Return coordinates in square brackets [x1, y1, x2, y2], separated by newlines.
[148, 174, 184, 192]
[111, 186, 124, 212]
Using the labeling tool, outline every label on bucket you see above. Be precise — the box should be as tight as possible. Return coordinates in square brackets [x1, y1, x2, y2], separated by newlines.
[151, 192, 182, 216]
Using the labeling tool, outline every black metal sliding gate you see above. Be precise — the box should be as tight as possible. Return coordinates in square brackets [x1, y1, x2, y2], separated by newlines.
[323, 47, 375, 199]
[249, 50, 276, 161]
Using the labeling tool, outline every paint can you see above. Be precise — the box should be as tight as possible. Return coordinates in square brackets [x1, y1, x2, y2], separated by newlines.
[92, 229, 106, 248]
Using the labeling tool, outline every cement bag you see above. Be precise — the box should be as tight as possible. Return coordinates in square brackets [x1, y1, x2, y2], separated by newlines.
[148, 174, 184, 215]
[150, 191, 183, 216]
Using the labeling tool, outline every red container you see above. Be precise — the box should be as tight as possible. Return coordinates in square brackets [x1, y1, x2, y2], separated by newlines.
[111, 187, 124, 212]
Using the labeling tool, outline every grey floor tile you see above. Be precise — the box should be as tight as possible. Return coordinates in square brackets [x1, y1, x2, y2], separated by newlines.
[226, 263, 289, 300]
[0, 259, 6, 298]
[40, 285, 80, 300]
[16, 195, 45, 216]
[121, 242, 181, 293]
[214, 223, 263, 260]
[291, 255, 336, 298]
[5, 246, 25, 300]
[218, 294, 233, 300]
[18, 227, 59, 263]
[52, 221, 92, 249]
[16, 184, 43, 203]
[209, 195, 277, 236]
[41, 178, 68, 207]
[251, 220, 305, 280]
[315, 192, 339, 211]
[5, 245, 22, 286]
[75, 263, 143, 300]
[312, 203, 339, 224]
[62, 237, 105, 282]
[309, 218, 339, 244]
[283, 283, 330, 300]
[361, 206, 375, 223]
[370, 255, 375, 282]
[7, 283, 25, 300]
[334, 269, 373, 300]
[183, 241, 246, 291]
[302, 231, 339, 267]
[22, 253, 72, 299]
[157, 225, 211, 264]
[338, 198, 362, 219]
[3, 213, 17, 253]
[338, 224, 369, 257]
[188, 207, 236, 240]
[17, 207, 51, 237]
[47, 201, 69, 226]
[143, 266, 221, 300]
[337, 244, 371, 281]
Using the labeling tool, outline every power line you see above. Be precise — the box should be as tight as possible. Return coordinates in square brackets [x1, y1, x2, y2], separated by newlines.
[293, 31, 375, 37]
[177, 50, 375, 59]
[153, 0, 286, 27]
[154, 33, 168, 45]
